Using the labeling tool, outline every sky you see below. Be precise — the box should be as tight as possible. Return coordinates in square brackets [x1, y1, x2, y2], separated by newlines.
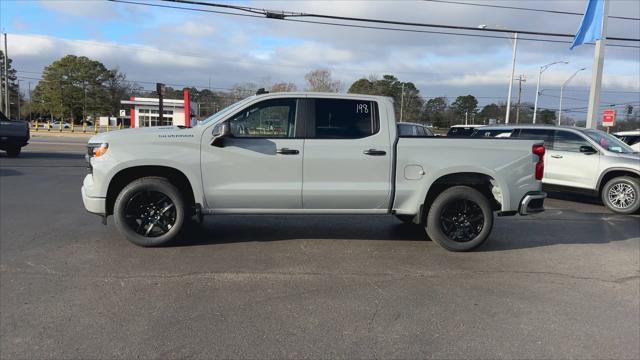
[1, 0, 639, 120]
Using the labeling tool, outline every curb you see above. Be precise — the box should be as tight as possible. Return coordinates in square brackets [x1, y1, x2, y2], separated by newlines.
[31, 132, 96, 138]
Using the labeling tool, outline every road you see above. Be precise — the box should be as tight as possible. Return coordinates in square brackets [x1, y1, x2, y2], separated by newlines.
[1, 137, 639, 359]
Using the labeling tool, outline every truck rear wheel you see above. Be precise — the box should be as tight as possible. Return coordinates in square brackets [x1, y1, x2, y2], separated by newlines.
[426, 186, 493, 252]
[113, 177, 186, 247]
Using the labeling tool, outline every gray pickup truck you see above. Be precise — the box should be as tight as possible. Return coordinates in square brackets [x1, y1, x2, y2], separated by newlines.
[82, 92, 547, 251]
[0, 112, 29, 157]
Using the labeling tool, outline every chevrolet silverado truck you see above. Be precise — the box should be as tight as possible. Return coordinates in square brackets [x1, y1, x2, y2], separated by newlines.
[82, 92, 546, 251]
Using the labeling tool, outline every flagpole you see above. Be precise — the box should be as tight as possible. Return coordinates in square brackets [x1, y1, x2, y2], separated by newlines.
[585, 0, 609, 129]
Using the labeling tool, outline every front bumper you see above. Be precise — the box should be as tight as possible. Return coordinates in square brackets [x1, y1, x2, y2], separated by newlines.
[519, 191, 546, 215]
[82, 175, 106, 215]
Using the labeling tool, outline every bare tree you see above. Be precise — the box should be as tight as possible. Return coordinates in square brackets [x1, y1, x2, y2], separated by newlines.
[230, 82, 257, 100]
[304, 69, 341, 92]
[270, 82, 298, 93]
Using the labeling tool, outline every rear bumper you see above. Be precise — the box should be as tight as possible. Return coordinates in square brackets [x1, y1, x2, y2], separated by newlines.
[519, 191, 546, 215]
[0, 135, 29, 149]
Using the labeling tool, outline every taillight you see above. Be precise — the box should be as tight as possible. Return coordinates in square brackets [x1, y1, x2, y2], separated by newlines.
[532, 144, 545, 181]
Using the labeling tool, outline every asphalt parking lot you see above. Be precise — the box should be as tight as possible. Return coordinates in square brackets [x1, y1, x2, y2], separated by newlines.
[1, 136, 639, 359]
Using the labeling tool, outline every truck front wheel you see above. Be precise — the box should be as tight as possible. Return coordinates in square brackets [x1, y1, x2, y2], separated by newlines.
[426, 186, 493, 252]
[113, 177, 186, 247]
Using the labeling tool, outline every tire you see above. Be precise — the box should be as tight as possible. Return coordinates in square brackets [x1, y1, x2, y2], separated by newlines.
[426, 186, 494, 252]
[113, 177, 186, 247]
[601, 176, 640, 215]
[5, 146, 21, 157]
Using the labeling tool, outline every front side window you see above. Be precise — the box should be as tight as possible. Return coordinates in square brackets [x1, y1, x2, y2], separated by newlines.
[552, 131, 591, 152]
[309, 99, 379, 139]
[229, 99, 297, 138]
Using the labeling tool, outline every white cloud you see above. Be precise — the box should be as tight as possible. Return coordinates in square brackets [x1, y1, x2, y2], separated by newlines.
[7, 0, 640, 115]
[39, 0, 119, 19]
[175, 22, 216, 37]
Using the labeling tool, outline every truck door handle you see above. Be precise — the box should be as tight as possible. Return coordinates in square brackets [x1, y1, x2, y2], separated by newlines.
[551, 155, 563, 159]
[363, 149, 386, 156]
[276, 148, 299, 155]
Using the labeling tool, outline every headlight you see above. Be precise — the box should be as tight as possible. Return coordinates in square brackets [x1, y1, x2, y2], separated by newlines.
[87, 142, 109, 159]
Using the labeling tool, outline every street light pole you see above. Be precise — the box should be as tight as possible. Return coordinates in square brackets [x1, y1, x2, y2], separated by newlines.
[558, 68, 587, 126]
[505, 32, 517, 124]
[400, 82, 405, 122]
[533, 60, 568, 124]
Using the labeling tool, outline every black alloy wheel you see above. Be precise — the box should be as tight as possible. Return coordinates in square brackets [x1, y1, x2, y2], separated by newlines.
[124, 191, 177, 237]
[439, 199, 485, 242]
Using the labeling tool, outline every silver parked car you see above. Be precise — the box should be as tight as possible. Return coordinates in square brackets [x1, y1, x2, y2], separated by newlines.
[506, 126, 640, 214]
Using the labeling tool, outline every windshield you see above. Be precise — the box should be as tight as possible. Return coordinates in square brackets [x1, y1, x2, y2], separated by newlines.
[584, 129, 636, 154]
[194, 96, 256, 127]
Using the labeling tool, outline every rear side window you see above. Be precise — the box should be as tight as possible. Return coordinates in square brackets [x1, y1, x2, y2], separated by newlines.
[619, 135, 640, 146]
[552, 131, 590, 152]
[514, 128, 554, 147]
[308, 99, 379, 139]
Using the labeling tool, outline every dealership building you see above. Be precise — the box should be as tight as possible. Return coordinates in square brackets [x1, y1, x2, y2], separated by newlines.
[120, 90, 192, 128]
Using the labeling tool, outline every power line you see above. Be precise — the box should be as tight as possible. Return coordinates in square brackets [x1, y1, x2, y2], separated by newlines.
[108, 0, 639, 49]
[425, 0, 640, 21]
[158, 0, 640, 43]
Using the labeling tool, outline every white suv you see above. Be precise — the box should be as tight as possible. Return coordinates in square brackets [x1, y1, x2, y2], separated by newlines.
[508, 126, 640, 214]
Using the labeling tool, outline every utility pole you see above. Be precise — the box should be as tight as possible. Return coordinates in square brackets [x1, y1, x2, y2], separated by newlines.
[16, 80, 20, 121]
[505, 32, 518, 124]
[3, 32, 9, 117]
[0, 41, 3, 115]
[157, 83, 165, 126]
[28, 82, 32, 123]
[83, 81, 87, 125]
[400, 83, 405, 122]
[586, 0, 609, 129]
[465, 111, 468, 125]
[515, 74, 526, 124]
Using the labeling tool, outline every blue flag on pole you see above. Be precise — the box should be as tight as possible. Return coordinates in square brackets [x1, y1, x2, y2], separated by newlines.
[571, 0, 605, 49]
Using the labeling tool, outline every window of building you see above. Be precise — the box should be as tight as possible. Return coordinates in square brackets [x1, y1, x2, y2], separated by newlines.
[309, 99, 379, 139]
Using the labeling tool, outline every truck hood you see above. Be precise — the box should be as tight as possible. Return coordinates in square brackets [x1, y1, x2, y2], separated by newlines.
[88, 126, 198, 144]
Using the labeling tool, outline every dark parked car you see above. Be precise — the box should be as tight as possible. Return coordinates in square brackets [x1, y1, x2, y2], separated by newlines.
[398, 122, 435, 137]
[471, 126, 514, 138]
[0, 112, 29, 157]
[446, 125, 483, 137]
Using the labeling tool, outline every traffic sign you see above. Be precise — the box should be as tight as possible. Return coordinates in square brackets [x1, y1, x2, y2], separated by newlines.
[602, 109, 616, 127]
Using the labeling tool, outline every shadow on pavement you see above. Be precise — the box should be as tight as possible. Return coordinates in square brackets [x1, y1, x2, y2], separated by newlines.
[169, 210, 639, 251]
[0, 152, 84, 160]
[0, 168, 23, 176]
[545, 189, 603, 206]
[172, 215, 429, 247]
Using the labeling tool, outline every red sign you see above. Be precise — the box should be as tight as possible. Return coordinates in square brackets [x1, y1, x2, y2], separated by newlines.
[602, 109, 616, 127]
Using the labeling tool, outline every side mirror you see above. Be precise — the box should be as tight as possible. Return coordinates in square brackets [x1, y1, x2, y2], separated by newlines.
[579, 145, 597, 154]
[211, 122, 230, 147]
